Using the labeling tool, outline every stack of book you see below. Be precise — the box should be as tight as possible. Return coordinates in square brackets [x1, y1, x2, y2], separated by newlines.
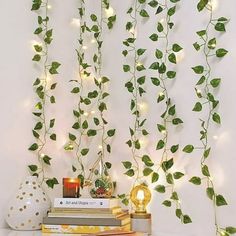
[42, 198, 130, 234]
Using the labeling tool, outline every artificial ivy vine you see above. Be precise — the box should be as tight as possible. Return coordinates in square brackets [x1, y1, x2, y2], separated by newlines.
[145, 0, 191, 224]
[66, 0, 117, 187]
[183, 0, 236, 235]
[120, 0, 151, 205]
[28, 0, 60, 188]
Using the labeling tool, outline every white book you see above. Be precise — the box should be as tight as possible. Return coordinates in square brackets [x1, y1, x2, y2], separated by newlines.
[53, 198, 119, 209]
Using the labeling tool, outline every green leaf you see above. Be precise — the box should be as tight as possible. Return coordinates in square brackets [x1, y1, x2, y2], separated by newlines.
[91, 25, 99, 32]
[168, 53, 176, 64]
[151, 77, 160, 86]
[105, 162, 112, 169]
[183, 145, 194, 153]
[43, 155, 51, 165]
[166, 173, 174, 184]
[32, 130, 39, 139]
[125, 169, 135, 177]
[167, 71, 176, 79]
[82, 120, 88, 129]
[157, 124, 166, 133]
[155, 49, 163, 59]
[226, 227, 236, 234]
[50, 133, 56, 141]
[173, 172, 184, 179]
[101, 76, 110, 83]
[69, 133, 76, 141]
[192, 65, 204, 74]
[122, 161, 132, 169]
[149, 33, 158, 41]
[81, 148, 89, 156]
[90, 14, 97, 21]
[197, 0, 209, 12]
[206, 187, 215, 200]
[192, 102, 202, 112]
[140, 9, 149, 17]
[87, 129, 97, 136]
[176, 209, 182, 219]
[172, 118, 183, 125]
[32, 54, 41, 62]
[142, 155, 154, 167]
[157, 22, 164, 32]
[137, 76, 146, 85]
[210, 78, 221, 88]
[183, 215, 192, 224]
[170, 144, 179, 153]
[34, 44, 42, 52]
[156, 140, 165, 150]
[155, 185, 165, 193]
[149, 62, 159, 70]
[143, 168, 153, 176]
[216, 48, 228, 58]
[71, 87, 80, 93]
[172, 43, 183, 52]
[202, 165, 210, 177]
[50, 83, 57, 90]
[162, 200, 172, 207]
[123, 65, 130, 72]
[208, 38, 216, 49]
[212, 112, 221, 124]
[72, 122, 80, 129]
[156, 6, 163, 14]
[215, 22, 226, 32]
[34, 122, 43, 130]
[148, 0, 158, 7]
[50, 96, 56, 103]
[216, 194, 228, 206]
[46, 178, 59, 189]
[167, 6, 176, 16]
[107, 129, 116, 137]
[162, 158, 174, 171]
[196, 76, 206, 85]
[28, 165, 38, 172]
[193, 42, 201, 51]
[168, 105, 176, 116]
[204, 148, 211, 158]
[152, 172, 159, 183]
[170, 192, 179, 200]
[197, 30, 206, 37]
[137, 48, 146, 56]
[189, 176, 201, 185]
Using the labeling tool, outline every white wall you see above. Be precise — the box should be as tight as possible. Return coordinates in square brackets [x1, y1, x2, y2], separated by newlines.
[0, 0, 236, 235]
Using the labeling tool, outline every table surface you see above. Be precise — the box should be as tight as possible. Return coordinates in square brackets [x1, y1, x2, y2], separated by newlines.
[0, 228, 177, 236]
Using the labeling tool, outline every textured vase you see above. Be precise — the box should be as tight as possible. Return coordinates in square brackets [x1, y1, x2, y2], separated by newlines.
[5, 176, 51, 230]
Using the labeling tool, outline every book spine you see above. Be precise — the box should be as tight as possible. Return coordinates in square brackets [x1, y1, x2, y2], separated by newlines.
[54, 198, 112, 209]
[42, 224, 130, 234]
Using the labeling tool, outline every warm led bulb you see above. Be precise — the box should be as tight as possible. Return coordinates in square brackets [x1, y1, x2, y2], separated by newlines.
[40, 153, 45, 158]
[136, 62, 143, 67]
[98, 145, 103, 150]
[176, 50, 185, 63]
[213, 135, 218, 140]
[91, 39, 96, 44]
[82, 45, 88, 50]
[71, 18, 81, 27]
[207, 0, 218, 11]
[84, 112, 89, 117]
[47, 5, 52, 9]
[159, 92, 164, 97]
[130, 184, 151, 214]
[105, 7, 114, 17]
[91, 110, 96, 114]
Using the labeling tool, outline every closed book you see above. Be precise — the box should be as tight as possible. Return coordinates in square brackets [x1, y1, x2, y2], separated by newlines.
[43, 215, 130, 226]
[54, 198, 119, 209]
[48, 210, 129, 218]
[51, 206, 122, 214]
[42, 224, 131, 234]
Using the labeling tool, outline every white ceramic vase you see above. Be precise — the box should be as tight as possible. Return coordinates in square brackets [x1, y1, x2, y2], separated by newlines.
[5, 176, 51, 230]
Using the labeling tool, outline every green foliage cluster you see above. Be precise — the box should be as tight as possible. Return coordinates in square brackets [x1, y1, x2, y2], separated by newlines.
[182, 1, 235, 235]
[64, 0, 117, 186]
[120, 0, 151, 206]
[28, 0, 60, 188]
[146, 0, 191, 224]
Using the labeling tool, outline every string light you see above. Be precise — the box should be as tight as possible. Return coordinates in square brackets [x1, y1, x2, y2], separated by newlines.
[213, 135, 218, 140]
[105, 7, 114, 17]
[159, 92, 164, 97]
[98, 145, 103, 150]
[160, 18, 165, 24]
[71, 18, 81, 27]
[47, 4, 52, 10]
[161, 130, 166, 135]
[97, 77, 102, 83]
[90, 39, 96, 44]
[136, 62, 143, 67]
[82, 45, 88, 50]
[207, 0, 218, 11]
[84, 112, 89, 117]
[139, 137, 148, 148]
[138, 102, 148, 113]
[176, 50, 185, 63]
[40, 153, 45, 158]
[91, 110, 96, 114]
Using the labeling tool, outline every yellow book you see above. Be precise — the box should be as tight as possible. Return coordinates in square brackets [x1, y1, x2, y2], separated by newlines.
[42, 224, 131, 234]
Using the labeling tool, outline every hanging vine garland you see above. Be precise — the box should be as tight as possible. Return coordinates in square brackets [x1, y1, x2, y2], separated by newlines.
[82, 0, 117, 189]
[183, 0, 236, 235]
[65, 0, 93, 187]
[120, 0, 151, 205]
[28, 0, 60, 188]
[147, 0, 191, 224]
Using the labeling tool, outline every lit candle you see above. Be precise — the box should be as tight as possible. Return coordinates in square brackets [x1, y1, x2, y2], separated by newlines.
[63, 178, 80, 198]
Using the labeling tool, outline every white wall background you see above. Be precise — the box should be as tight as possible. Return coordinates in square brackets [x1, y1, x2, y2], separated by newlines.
[0, 0, 236, 235]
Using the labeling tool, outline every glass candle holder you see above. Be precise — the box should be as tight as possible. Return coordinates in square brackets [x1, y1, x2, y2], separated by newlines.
[63, 178, 80, 198]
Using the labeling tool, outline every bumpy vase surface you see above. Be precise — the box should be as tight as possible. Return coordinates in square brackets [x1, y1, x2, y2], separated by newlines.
[5, 176, 50, 230]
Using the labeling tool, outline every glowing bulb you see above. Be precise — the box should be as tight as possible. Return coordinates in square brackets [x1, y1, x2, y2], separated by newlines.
[98, 145, 103, 150]
[129, 27, 138, 37]
[209, 177, 214, 181]
[196, 89, 202, 94]
[105, 7, 114, 17]
[130, 184, 151, 214]
[84, 112, 89, 117]
[207, 0, 218, 11]
[97, 77, 102, 83]
[40, 153, 45, 158]
[47, 5, 52, 9]
[91, 110, 96, 114]
[176, 50, 185, 63]
[91, 39, 96, 44]
[82, 45, 88, 50]
[160, 18, 165, 24]
[213, 135, 218, 140]
[161, 130, 166, 134]
[136, 62, 143, 67]
[71, 18, 81, 27]
[139, 137, 148, 148]
[138, 102, 148, 112]
[159, 92, 164, 97]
